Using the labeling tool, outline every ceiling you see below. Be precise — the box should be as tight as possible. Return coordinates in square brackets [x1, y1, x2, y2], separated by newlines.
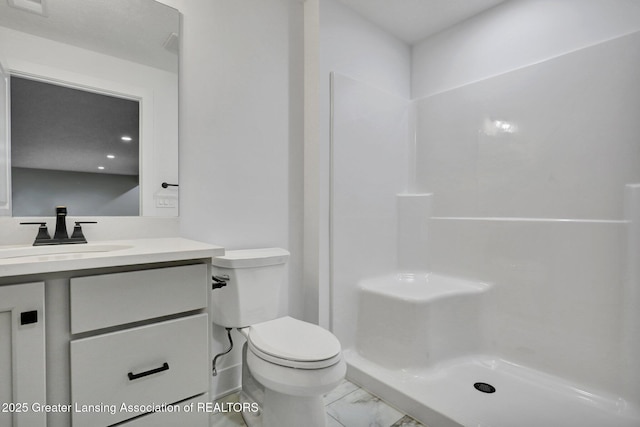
[10, 76, 140, 176]
[337, 0, 506, 44]
[0, 0, 179, 72]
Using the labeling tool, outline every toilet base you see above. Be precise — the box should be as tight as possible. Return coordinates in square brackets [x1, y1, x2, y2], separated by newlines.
[240, 342, 344, 427]
[264, 388, 328, 427]
[241, 388, 328, 427]
[239, 391, 262, 427]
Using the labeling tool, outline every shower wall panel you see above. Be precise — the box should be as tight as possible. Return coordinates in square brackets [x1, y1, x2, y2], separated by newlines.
[415, 32, 640, 220]
[330, 73, 410, 348]
[414, 32, 640, 400]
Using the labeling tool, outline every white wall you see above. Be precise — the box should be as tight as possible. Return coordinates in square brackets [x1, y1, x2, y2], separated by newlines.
[412, 0, 640, 98]
[320, 0, 411, 100]
[165, 0, 304, 397]
[318, 0, 411, 332]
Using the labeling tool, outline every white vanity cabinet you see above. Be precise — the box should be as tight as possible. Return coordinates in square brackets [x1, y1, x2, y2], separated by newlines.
[69, 264, 211, 427]
[0, 237, 223, 427]
[0, 282, 46, 427]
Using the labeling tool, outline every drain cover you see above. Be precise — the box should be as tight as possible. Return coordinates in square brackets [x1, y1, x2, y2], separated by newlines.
[473, 382, 496, 393]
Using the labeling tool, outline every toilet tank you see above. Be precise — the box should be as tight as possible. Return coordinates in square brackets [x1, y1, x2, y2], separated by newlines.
[211, 248, 290, 328]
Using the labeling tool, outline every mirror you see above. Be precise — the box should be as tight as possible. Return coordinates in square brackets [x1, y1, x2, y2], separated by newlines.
[0, 0, 179, 217]
[11, 75, 141, 216]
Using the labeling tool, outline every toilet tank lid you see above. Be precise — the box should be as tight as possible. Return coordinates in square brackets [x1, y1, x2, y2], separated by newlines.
[212, 248, 290, 268]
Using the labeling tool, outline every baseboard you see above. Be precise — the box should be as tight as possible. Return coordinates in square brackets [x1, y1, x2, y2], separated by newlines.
[210, 362, 242, 400]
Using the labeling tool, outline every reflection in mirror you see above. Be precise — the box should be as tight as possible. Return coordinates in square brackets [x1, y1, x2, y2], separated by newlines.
[11, 76, 140, 216]
[0, 0, 179, 217]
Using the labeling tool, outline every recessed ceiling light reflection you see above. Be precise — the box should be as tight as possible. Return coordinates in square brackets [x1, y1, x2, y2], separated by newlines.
[494, 120, 516, 133]
[121, 136, 132, 142]
[482, 118, 518, 136]
[98, 166, 105, 170]
[107, 154, 115, 159]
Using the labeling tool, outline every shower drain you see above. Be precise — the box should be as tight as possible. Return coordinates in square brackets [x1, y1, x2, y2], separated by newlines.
[473, 382, 496, 393]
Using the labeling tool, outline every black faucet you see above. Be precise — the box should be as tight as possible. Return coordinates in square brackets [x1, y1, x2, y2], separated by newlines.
[53, 206, 69, 240]
[20, 206, 97, 246]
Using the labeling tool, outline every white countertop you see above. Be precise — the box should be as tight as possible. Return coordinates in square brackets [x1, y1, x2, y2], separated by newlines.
[0, 237, 224, 278]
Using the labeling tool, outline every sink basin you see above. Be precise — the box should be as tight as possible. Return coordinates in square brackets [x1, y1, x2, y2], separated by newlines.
[0, 244, 132, 260]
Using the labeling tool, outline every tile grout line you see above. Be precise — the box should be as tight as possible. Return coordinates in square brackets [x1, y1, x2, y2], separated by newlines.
[328, 413, 347, 427]
[326, 391, 362, 406]
[324, 381, 363, 406]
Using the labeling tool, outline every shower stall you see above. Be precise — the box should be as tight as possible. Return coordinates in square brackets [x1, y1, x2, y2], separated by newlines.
[328, 18, 640, 427]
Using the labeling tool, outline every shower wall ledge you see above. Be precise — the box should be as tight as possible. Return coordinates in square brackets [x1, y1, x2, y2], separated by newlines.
[430, 217, 627, 224]
[357, 272, 491, 301]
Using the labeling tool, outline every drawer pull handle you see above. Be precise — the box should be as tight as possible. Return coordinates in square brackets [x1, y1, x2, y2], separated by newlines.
[127, 362, 169, 380]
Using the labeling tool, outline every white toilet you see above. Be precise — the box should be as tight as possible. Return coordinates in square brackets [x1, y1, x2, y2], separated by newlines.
[211, 248, 346, 427]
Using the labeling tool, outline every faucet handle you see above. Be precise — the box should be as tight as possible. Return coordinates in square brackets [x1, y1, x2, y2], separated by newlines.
[20, 222, 52, 245]
[70, 221, 97, 243]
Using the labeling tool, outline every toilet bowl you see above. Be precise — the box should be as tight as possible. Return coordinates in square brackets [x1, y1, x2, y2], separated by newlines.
[241, 317, 346, 427]
[211, 249, 346, 427]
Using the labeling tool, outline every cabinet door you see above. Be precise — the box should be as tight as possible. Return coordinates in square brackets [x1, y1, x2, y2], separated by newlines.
[0, 282, 46, 427]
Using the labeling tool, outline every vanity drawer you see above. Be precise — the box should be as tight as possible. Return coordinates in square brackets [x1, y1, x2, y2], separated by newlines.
[70, 263, 208, 333]
[70, 314, 209, 427]
[116, 393, 210, 427]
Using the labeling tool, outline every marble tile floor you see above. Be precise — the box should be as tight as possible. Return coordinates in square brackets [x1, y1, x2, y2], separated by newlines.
[210, 379, 426, 427]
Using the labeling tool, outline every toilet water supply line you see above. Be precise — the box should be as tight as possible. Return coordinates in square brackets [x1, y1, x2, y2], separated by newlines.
[211, 273, 233, 376]
[212, 327, 233, 376]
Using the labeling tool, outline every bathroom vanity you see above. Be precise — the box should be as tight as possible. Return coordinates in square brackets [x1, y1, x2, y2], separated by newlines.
[0, 237, 223, 427]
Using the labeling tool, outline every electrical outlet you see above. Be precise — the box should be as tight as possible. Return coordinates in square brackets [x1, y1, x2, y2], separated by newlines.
[156, 197, 177, 208]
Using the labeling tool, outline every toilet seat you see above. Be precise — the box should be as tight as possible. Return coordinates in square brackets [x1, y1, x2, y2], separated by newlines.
[246, 316, 342, 369]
